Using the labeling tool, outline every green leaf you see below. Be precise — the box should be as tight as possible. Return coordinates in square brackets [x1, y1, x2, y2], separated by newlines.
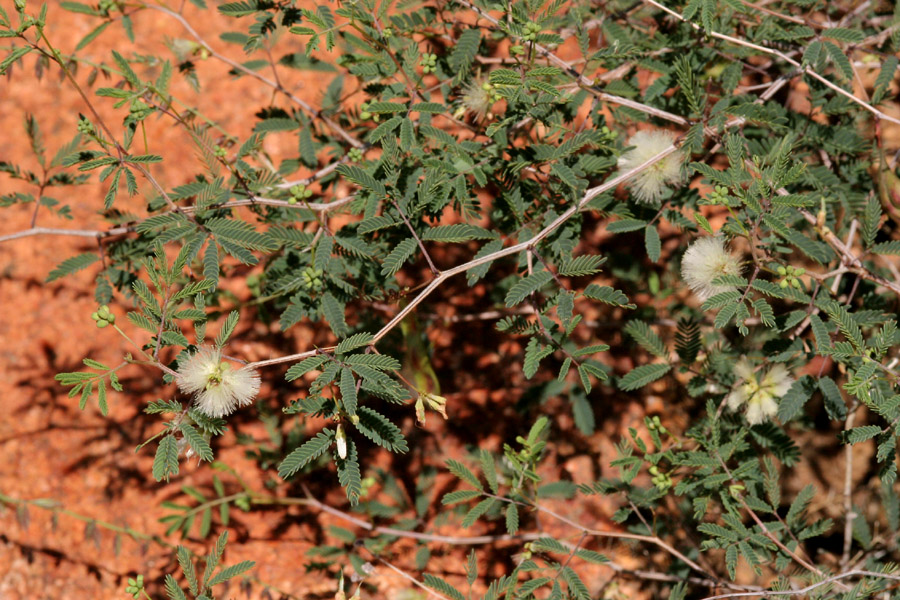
[335, 438, 362, 505]
[277, 429, 334, 478]
[46, 252, 99, 282]
[505, 503, 519, 534]
[607, 219, 647, 233]
[421, 224, 495, 243]
[871, 241, 900, 255]
[208, 560, 255, 586]
[153, 436, 180, 482]
[60, 2, 101, 14]
[253, 118, 299, 133]
[645, 226, 661, 262]
[505, 270, 554, 307]
[314, 235, 333, 273]
[523, 337, 554, 379]
[0, 47, 32, 76]
[624, 320, 668, 359]
[441, 490, 482, 505]
[338, 368, 360, 417]
[423, 574, 466, 600]
[367, 101, 407, 113]
[215, 310, 239, 348]
[381, 237, 417, 277]
[562, 566, 591, 600]
[583, 284, 635, 308]
[479, 449, 499, 494]
[111, 50, 140, 87]
[873, 56, 899, 104]
[572, 393, 595, 435]
[354, 406, 408, 452]
[448, 28, 480, 74]
[164, 575, 188, 600]
[75, 21, 111, 51]
[446, 459, 483, 490]
[775, 375, 815, 422]
[823, 301, 864, 354]
[821, 27, 864, 43]
[218, 1, 259, 14]
[819, 376, 847, 420]
[335, 164, 386, 196]
[842, 425, 881, 445]
[180, 423, 214, 462]
[285, 355, 328, 381]
[206, 218, 276, 252]
[619, 363, 671, 391]
[461, 498, 495, 527]
[552, 162, 580, 189]
[823, 41, 853, 81]
[321, 293, 349, 338]
[695, 212, 714, 235]
[335, 332, 374, 354]
[786, 484, 815, 526]
[343, 353, 400, 371]
[466, 239, 504, 286]
[558, 255, 605, 277]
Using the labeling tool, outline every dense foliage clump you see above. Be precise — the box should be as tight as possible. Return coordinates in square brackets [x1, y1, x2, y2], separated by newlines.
[3, 0, 900, 597]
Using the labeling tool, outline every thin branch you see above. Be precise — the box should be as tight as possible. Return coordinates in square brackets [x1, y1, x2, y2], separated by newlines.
[840, 399, 861, 568]
[700, 570, 900, 600]
[0, 226, 125, 243]
[391, 199, 440, 276]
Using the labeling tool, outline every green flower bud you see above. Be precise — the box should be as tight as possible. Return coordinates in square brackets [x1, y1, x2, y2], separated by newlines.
[96, 319, 109, 328]
[777, 265, 787, 275]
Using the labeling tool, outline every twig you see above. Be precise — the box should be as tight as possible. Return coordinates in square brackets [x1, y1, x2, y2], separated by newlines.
[391, 199, 440, 276]
[700, 570, 900, 600]
[0, 226, 128, 243]
[840, 399, 861, 568]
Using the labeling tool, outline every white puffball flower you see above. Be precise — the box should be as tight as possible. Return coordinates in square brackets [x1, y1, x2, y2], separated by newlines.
[681, 237, 743, 301]
[726, 358, 794, 425]
[617, 129, 685, 205]
[176, 347, 260, 418]
[458, 77, 495, 123]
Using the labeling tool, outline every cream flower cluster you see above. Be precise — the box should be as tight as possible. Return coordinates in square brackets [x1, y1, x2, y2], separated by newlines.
[617, 129, 685, 205]
[457, 77, 499, 123]
[681, 237, 743, 301]
[726, 358, 794, 425]
[176, 347, 260, 418]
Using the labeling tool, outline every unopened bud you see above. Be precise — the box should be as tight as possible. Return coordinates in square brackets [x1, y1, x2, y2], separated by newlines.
[335, 424, 347, 459]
